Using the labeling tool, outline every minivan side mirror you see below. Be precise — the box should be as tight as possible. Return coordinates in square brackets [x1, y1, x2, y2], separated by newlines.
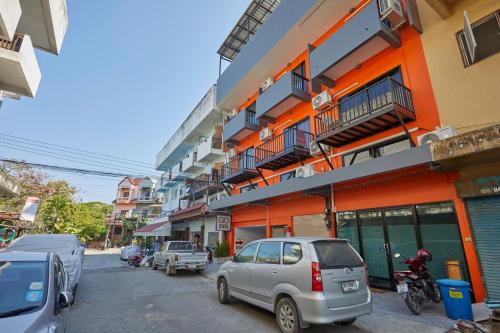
[58, 292, 73, 309]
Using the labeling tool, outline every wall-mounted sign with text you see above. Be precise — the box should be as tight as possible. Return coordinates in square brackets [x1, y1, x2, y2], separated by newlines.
[216, 215, 231, 231]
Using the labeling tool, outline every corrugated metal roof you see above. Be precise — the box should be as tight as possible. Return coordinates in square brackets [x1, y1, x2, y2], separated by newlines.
[217, 0, 281, 61]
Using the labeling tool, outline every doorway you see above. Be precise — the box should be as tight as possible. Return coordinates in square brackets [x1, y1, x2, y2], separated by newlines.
[336, 202, 468, 290]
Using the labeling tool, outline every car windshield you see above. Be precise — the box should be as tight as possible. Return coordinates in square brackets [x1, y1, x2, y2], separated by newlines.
[0, 261, 48, 318]
[313, 240, 363, 269]
[168, 242, 193, 251]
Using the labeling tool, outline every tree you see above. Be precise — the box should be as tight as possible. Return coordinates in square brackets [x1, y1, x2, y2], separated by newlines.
[37, 194, 77, 234]
[0, 162, 76, 213]
[74, 202, 112, 242]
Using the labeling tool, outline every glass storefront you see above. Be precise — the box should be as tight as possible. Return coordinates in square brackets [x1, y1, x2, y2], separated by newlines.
[336, 202, 468, 289]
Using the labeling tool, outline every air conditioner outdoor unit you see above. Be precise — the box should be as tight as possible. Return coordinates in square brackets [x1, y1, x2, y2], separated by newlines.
[259, 127, 272, 141]
[417, 126, 457, 146]
[261, 77, 274, 91]
[312, 90, 332, 111]
[296, 165, 314, 178]
[227, 148, 237, 158]
[309, 142, 331, 156]
[378, 0, 406, 30]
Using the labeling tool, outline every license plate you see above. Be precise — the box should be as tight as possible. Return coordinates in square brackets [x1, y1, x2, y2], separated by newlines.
[341, 281, 358, 293]
[397, 283, 408, 293]
[188, 264, 196, 269]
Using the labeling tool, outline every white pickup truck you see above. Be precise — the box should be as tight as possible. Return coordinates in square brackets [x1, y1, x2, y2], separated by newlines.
[152, 241, 208, 276]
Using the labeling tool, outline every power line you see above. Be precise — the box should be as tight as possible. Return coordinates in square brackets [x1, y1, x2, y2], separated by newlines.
[0, 141, 160, 176]
[0, 157, 151, 178]
[0, 132, 156, 168]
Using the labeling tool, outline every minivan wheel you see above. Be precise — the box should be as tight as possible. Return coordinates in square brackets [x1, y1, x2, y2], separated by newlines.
[218, 278, 230, 304]
[276, 297, 302, 333]
[335, 317, 356, 326]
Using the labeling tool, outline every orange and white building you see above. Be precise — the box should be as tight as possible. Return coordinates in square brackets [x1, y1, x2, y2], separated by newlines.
[207, 0, 499, 303]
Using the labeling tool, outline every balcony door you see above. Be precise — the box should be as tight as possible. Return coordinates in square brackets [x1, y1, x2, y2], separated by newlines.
[239, 147, 254, 171]
[284, 118, 310, 151]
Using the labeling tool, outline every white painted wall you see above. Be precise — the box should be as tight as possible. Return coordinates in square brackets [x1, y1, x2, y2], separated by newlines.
[0, 0, 22, 41]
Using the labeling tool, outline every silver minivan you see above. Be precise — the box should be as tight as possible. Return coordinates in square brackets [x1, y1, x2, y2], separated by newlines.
[217, 238, 372, 333]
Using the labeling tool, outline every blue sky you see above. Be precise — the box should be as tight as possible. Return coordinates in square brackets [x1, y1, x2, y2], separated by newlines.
[0, 0, 249, 204]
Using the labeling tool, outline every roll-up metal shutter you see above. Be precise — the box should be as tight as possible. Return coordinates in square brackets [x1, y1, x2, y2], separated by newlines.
[466, 196, 500, 306]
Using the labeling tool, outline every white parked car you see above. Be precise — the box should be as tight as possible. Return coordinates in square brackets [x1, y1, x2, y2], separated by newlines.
[5, 234, 83, 298]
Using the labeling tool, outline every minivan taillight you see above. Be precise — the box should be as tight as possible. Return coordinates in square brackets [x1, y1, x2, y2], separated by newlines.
[311, 262, 323, 292]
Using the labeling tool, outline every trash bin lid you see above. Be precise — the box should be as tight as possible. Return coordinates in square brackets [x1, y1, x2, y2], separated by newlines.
[437, 279, 470, 288]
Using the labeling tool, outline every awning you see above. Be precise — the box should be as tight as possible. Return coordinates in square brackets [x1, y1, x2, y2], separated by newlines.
[209, 145, 432, 211]
[134, 221, 171, 237]
[169, 203, 207, 223]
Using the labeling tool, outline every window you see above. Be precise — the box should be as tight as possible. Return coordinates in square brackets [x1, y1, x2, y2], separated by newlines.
[122, 191, 129, 198]
[240, 184, 257, 193]
[256, 242, 281, 264]
[313, 240, 364, 269]
[53, 257, 64, 315]
[457, 10, 500, 67]
[280, 171, 296, 182]
[342, 138, 411, 166]
[283, 243, 302, 265]
[168, 242, 192, 251]
[235, 243, 258, 262]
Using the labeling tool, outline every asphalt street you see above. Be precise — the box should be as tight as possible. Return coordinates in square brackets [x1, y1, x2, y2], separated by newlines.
[65, 250, 448, 333]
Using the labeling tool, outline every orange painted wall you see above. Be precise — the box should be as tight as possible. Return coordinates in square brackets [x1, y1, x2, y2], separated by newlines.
[333, 166, 485, 301]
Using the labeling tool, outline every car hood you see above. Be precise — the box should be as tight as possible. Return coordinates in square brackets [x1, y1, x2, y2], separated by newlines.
[0, 309, 48, 333]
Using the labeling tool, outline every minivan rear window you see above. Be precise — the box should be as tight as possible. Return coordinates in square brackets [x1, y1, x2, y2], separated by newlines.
[312, 240, 363, 269]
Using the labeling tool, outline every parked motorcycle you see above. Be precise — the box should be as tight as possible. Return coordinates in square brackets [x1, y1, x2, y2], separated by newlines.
[393, 249, 441, 315]
[128, 252, 145, 267]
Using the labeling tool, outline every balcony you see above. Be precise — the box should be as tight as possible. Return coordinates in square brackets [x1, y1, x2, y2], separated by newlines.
[197, 135, 224, 162]
[136, 193, 161, 204]
[116, 197, 132, 204]
[308, 0, 400, 87]
[0, 34, 41, 97]
[182, 151, 206, 173]
[0, 171, 20, 197]
[256, 71, 311, 120]
[223, 108, 259, 145]
[314, 78, 416, 147]
[255, 128, 314, 170]
[16, 0, 68, 55]
[193, 172, 223, 197]
[221, 154, 259, 184]
[0, 0, 22, 41]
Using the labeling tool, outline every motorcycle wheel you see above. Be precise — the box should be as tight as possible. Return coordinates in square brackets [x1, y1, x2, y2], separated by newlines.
[430, 284, 441, 303]
[405, 290, 422, 315]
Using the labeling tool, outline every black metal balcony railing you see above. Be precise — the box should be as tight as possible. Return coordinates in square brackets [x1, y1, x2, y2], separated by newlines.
[0, 34, 23, 52]
[221, 153, 259, 184]
[245, 110, 258, 126]
[255, 128, 314, 170]
[193, 172, 223, 195]
[314, 78, 415, 147]
[292, 73, 308, 92]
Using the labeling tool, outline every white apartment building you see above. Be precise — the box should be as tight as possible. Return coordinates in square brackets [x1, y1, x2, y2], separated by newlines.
[155, 85, 229, 248]
[0, 0, 68, 104]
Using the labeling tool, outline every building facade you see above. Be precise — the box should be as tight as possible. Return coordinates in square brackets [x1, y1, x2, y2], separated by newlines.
[155, 85, 229, 248]
[417, 0, 500, 308]
[208, 0, 487, 302]
[0, 0, 68, 106]
[108, 177, 142, 242]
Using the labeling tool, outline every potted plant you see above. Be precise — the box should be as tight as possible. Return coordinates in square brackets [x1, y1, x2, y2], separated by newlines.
[213, 241, 230, 264]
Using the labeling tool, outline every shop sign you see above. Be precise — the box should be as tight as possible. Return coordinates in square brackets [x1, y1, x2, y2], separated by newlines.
[20, 197, 41, 222]
[216, 215, 231, 231]
[456, 176, 500, 198]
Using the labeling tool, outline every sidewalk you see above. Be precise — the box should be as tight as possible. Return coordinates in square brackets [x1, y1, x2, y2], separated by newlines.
[202, 262, 452, 333]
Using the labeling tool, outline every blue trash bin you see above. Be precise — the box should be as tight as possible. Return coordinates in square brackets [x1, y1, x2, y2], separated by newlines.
[437, 279, 473, 321]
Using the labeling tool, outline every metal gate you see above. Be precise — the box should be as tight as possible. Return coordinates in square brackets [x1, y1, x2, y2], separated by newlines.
[466, 196, 500, 307]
